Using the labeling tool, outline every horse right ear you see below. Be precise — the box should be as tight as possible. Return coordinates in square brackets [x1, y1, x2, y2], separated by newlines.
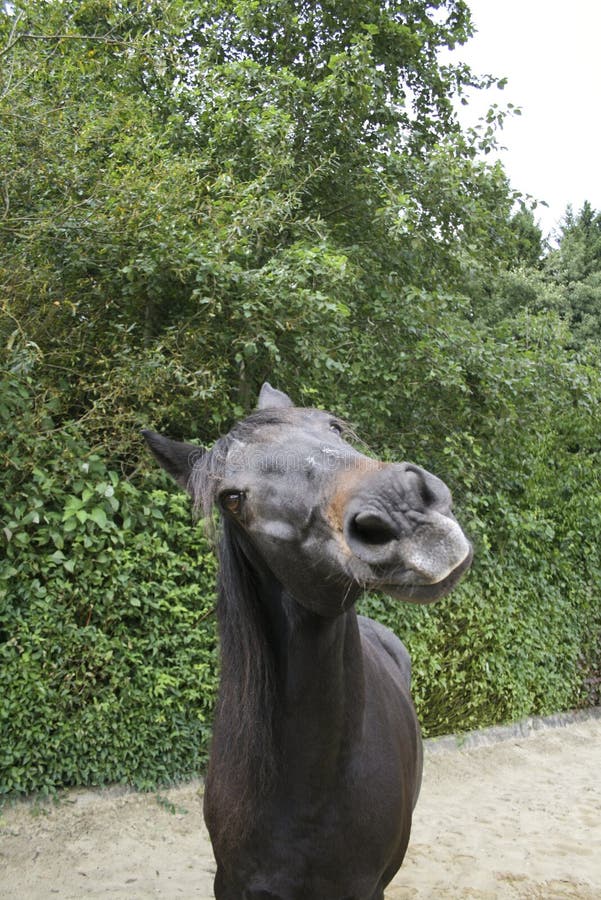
[257, 382, 294, 410]
[142, 430, 204, 493]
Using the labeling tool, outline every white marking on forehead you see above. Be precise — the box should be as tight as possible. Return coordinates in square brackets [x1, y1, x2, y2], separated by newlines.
[231, 438, 246, 449]
[321, 445, 344, 457]
[305, 456, 316, 466]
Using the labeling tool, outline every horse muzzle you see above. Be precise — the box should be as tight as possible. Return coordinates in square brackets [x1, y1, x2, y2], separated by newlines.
[340, 462, 473, 602]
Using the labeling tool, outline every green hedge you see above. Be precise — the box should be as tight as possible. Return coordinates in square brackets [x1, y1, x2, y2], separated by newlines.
[360, 445, 601, 736]
[1, 364, 600, 795]
[360, 559, 600, 738]
[1, 369, 217, 796]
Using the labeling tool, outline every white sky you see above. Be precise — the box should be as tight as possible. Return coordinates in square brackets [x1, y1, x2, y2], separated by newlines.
[452, 0, 601, 239]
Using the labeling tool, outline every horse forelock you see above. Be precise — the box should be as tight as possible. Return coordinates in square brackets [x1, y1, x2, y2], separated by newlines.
[188, 436, 229, 525]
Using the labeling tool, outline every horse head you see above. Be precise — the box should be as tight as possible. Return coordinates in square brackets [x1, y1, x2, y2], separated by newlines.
[143, 383, 471, 616]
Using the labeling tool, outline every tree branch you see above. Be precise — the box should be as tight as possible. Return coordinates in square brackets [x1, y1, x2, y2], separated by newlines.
[1, 30, 138, 58]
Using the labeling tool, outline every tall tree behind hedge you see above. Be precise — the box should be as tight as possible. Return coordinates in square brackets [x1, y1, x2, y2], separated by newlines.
[1, 0, 520, 458]
[544, 202, 601, 347]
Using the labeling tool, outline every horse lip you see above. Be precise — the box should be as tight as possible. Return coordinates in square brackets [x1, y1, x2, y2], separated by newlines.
[370, 544, 473, 604]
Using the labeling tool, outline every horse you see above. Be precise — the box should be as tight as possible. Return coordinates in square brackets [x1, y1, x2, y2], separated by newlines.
[143, 382, 472, 899]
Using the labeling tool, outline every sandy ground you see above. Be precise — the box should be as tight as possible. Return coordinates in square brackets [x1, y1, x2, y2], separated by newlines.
[1, 713, 600, 899]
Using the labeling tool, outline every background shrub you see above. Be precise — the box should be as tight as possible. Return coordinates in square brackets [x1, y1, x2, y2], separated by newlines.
[1, 0, 600, 796]
[1, 366, 217, 795]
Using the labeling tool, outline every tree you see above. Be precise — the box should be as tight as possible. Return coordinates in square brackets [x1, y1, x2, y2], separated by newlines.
[543, 202, 601, 347]
[1, 0, 518, 450]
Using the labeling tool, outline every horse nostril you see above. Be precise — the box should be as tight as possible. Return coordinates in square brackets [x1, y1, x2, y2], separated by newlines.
[403, 465, 450, 510]
[350, 511, 398, 546]
[404, 467, 435, 507]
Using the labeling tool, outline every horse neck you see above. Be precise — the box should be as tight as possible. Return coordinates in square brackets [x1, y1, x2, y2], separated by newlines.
[220, 530, 366, 746]
[280, 598, 366, 788]
[208, 524, 366, 843]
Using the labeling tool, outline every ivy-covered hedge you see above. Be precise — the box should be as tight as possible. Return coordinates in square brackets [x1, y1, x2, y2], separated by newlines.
[1, 368, 217, 796]
[1, 361, 600, 796]
[361, 392, 601, 737]
[361, 549, 600, 738]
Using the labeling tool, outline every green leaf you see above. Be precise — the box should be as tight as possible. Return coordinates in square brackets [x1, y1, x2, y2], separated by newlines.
[89, 508, 108, 529]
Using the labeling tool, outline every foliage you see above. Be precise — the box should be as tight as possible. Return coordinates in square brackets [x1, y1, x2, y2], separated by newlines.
[358, 306, 601, 735]
[544, 202, 601, 347]
[0, 358, 218, 795]
[0, 0, 513, 443]
[0, 0, 600, 795]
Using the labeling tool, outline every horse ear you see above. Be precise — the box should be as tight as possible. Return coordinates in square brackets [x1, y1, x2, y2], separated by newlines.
[142, 430, 204, 493]
[257, 382, 294, 410]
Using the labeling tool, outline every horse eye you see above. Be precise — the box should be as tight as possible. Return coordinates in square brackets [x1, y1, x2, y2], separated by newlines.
[221, 491, 244, 514]
[330, 421, 344, 436]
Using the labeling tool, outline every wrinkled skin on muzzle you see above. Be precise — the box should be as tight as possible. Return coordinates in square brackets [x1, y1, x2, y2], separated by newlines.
[339, 462, 472, 603]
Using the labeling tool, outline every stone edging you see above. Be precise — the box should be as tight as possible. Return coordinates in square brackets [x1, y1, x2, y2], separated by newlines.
[425, 705, 601, 754]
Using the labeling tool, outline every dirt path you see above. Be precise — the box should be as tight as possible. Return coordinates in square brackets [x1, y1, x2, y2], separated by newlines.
[1, 713, 600, 899]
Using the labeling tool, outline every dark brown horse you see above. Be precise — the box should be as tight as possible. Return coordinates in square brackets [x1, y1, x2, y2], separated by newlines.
[143, 383, 472, 899]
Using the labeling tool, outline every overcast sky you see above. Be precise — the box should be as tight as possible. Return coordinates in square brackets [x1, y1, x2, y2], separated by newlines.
[452, 0, 601, 239]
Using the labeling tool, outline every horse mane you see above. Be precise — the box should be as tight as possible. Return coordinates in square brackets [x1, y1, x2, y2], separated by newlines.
[190, 409, 296, 850]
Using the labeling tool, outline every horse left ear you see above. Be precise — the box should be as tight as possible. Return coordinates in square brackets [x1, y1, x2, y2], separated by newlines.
[257, 382, 294, 410]
[142, 430, 204, 493]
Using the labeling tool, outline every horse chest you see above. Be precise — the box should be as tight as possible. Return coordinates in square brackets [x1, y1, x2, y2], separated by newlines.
[229, 826, 391, 900]
[221, 763, 409, 899]
[210, 643, 418, 896]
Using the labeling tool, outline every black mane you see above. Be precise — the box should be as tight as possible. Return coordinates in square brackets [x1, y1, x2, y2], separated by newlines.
[194, 410, 296, 849]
